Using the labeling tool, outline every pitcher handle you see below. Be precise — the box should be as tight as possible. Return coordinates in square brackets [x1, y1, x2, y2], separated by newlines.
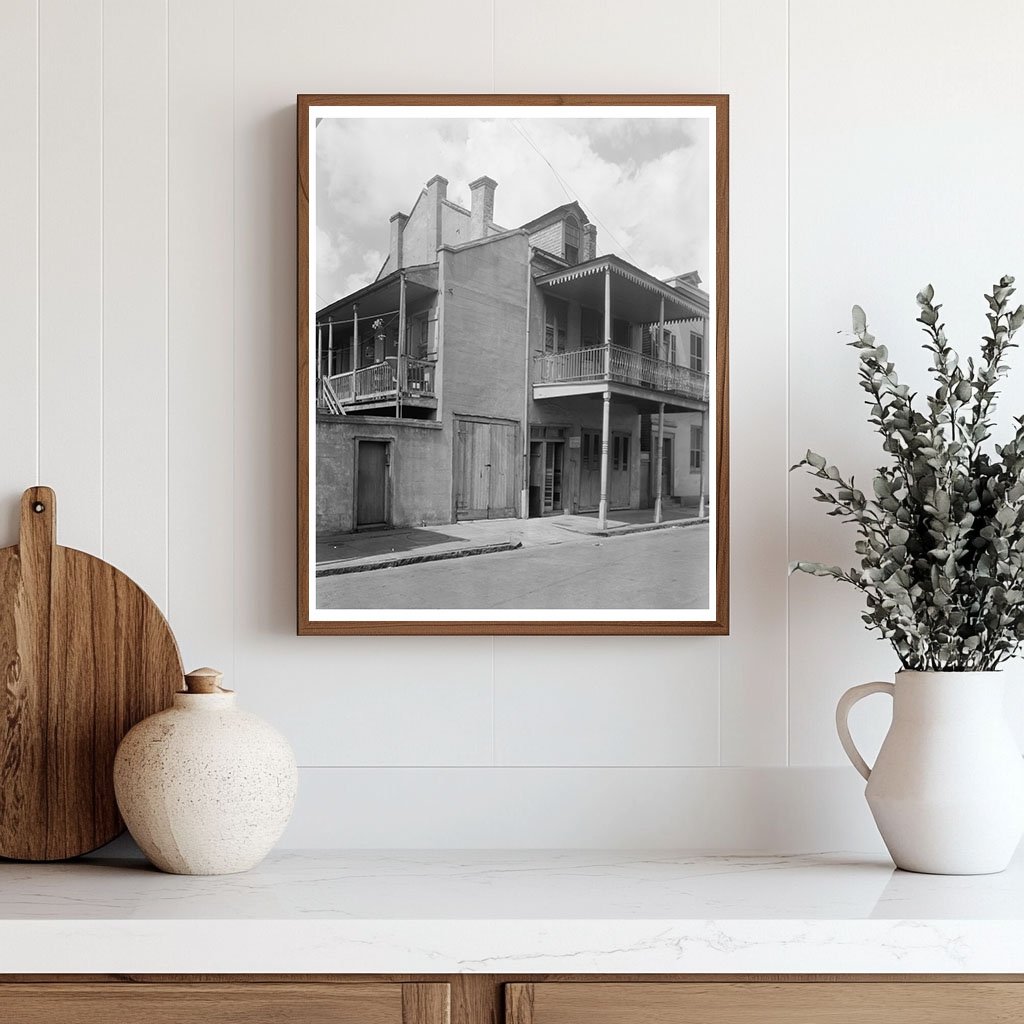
[836, 681, 895, 780]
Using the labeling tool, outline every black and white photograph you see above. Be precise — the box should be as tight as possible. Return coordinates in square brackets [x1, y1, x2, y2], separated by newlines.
[298, 96, 728, 634]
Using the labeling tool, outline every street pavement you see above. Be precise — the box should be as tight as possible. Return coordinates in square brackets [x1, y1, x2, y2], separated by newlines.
[317, 523, 710, 610]
[317, 505, 703, 573]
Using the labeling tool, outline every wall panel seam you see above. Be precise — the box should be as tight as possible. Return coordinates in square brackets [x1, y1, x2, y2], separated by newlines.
[718, 0, 722, 91]
[490, 638, 496, 767]
[100, 0, 105, 558]
[716, 0, 722, 767]
[231, 0, 238, 685]
[784, 0, 792, 767]
[35, 0, 40, 485]
[164, 0, 170, 613]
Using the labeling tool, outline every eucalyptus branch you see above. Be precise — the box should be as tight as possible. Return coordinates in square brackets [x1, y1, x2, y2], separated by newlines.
[792, 279, 1024, 672]
[967, 276, 1024, 464]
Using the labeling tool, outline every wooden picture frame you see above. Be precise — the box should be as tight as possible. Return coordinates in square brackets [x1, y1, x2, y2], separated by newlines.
[298, 94, 729, 635]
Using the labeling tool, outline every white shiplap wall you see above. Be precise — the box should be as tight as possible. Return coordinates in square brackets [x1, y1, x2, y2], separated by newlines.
[2, 0, 1020, 850]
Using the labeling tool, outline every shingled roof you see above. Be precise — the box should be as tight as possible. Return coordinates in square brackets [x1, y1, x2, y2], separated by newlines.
[517, 200, 591, 233]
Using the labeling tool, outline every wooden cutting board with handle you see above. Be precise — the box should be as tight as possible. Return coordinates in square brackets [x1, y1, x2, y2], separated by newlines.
[0, 486, 183, 860]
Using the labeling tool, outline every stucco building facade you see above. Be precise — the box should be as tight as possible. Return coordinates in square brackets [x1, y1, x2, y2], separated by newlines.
[314, 174, 710, 538]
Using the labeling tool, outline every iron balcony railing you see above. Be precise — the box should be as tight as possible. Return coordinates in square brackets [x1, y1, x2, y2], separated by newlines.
[534, 343, 709, 402]
[318, 356, 436, 409]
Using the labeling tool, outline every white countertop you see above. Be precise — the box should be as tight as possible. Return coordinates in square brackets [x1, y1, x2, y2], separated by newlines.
[2, 849, 1024, 974]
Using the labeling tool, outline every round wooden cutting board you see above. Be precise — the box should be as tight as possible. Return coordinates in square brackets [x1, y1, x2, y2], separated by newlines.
[0, 486, 184, 861]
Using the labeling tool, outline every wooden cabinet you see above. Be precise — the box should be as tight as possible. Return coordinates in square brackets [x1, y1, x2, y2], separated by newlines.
[0, 981, 450, 1024]
[6, 976, 1024, 1024]
[505, 981, 1024, 1024]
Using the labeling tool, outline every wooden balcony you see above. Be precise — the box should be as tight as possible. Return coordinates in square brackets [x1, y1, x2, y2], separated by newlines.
[318, 356, 436, 414]
[533, 343, 709, 409]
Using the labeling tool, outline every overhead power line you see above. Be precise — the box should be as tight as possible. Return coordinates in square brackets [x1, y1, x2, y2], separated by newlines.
[509, 119, 641, 266]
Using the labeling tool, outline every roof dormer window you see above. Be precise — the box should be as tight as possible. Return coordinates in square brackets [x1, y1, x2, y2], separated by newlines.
[564, 216, 580, 264]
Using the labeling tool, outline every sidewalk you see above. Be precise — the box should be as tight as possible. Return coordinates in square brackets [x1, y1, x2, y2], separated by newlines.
[562, 504, 705, 536]
[316, 505, 706, 576]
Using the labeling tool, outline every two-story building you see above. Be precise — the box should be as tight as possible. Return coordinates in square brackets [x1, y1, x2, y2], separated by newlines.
[314, 173, 710, 538]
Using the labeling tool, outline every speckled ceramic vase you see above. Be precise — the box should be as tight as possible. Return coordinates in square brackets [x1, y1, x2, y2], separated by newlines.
[113, 667, 298, 875]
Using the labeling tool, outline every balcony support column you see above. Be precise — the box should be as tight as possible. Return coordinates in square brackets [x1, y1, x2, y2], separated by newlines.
[598, 265, 613, 529]
[352, 303, 359, 374]
[603, 267, 612, 378]
[657, 296, 665, 364]
[698, 408, 707, 518]
[521, 249, 534, 520]
[396, 270, 407, 419]
[654, 402, 665, 524]
[698, 313, 708, 515]
[598, 390, 611, 529]
[702, 314, 710, 400]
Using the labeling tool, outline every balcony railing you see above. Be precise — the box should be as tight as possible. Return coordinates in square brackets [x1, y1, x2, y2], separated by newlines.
[534, 343, 709, 402]
[319, 356, 436, 409]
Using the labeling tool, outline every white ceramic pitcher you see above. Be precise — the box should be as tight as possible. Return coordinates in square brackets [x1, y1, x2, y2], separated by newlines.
[837, 670, 1024, 874]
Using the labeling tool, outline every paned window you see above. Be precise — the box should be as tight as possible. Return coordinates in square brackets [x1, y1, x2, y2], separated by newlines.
[690, 424, 703, 473]
[690, 331, 704, 372]
[564, 216, 580, 264]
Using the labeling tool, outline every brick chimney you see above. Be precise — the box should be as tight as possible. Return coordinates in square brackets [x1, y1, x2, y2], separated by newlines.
[425, 175, 448, 250]
[426, 174, 448, 204]
[583, 223, 598, 261]
[469, 176, 497, 239]
[389, 212, 408, 270]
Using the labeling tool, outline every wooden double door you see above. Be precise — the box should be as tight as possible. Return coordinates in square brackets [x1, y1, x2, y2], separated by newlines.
[579, 429, 631, 512]
[454, 417, 518, 521]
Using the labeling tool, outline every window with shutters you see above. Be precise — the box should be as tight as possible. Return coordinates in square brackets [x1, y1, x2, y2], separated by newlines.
[611, 433, 630, 472]
[640, 419, 652, 453]
[613, 318, 630, 347]
[544, 297, 568, 353]
[408, 314, 437, 360]
[690, 331, 704, 372]
[580, 306, 603, 347]
[690, 424, 703, 473]
[564, 216, 580, 264]
[642, 325, 675, 362]
[663, 330, 678, 365]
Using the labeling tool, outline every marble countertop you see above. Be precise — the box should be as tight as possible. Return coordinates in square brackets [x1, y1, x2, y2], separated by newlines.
[2, 849, 1024, 974]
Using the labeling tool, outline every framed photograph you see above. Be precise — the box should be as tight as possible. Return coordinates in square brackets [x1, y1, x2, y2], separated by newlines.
[298, 94, 728, 635]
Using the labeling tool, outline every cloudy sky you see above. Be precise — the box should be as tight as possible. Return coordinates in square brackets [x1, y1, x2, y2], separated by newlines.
[315, 114, 710, 307]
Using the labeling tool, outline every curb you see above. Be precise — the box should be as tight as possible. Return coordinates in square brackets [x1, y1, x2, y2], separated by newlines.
[316, 540, 523, 577]
[567, 516, 710, 539]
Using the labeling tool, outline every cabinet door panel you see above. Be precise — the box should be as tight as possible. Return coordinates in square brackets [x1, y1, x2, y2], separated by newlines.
[506, 982, 1024, 1024]
[0, 982, 449, 1024]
